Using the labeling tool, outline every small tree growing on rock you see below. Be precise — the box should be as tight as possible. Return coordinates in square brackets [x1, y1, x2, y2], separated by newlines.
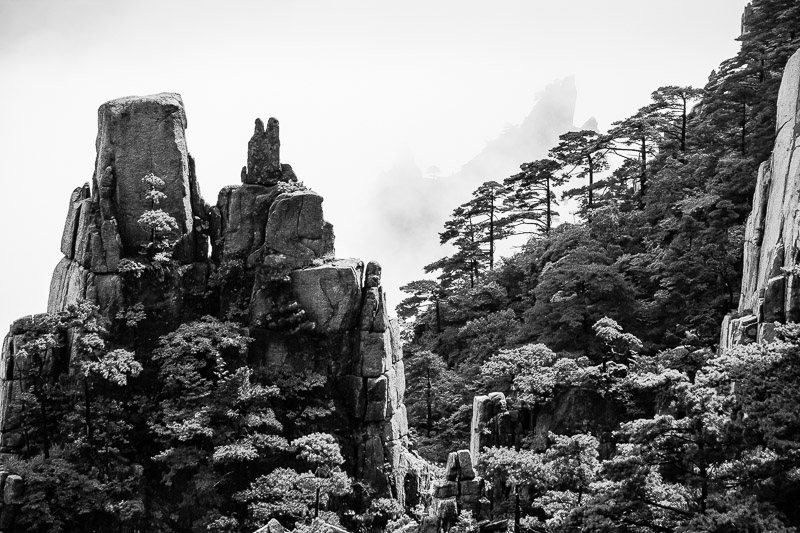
[138, 172, 179, 262]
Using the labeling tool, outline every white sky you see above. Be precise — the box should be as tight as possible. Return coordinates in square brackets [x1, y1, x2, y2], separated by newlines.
[0, 0, 749, 329]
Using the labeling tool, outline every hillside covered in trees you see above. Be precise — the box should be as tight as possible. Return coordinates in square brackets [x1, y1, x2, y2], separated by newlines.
[0, 1, 800, 533]
[398, 0, 800, 531]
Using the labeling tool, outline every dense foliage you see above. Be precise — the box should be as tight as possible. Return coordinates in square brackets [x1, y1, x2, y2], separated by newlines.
[400, 1, 800, 530]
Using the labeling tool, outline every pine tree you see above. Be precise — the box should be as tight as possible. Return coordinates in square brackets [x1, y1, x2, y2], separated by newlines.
[549, 130, 609, 216]
[502, 159, 564, 235]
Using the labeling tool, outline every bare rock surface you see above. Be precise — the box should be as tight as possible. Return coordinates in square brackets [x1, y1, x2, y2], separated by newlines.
[244, 118, 281, 185]
[94, 92, 193, 255]
[60, 184, 90, 258]
[217, 184, 272, 260]
[723, 48, 800, 346]
[290, 259, 363, 333]
[264, 191, 334, 261]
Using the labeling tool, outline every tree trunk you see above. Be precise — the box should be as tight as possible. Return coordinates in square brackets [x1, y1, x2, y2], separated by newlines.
[514, 486, 521, 533]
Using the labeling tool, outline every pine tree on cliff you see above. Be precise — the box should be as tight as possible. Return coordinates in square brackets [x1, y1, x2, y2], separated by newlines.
[647, 86, 704, 153]
[606, 108, 663, 198]
[397, 279, 444, 333]
[426, 180, 506, 288]
[501, 159, 564, 234]
[465, 180, 506, 270]
[549, 130, 609, 217]
[425, 205, 486, 289]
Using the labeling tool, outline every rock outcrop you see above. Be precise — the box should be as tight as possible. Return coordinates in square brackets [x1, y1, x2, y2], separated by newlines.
[0, 93, 424, 504]
[0, 472, 24, 531]
[424, 450, 488, 530]
[721, 48, 800, 350]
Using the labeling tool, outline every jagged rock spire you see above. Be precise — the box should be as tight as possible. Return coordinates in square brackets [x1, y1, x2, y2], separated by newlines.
[1, 96, 429, 511]
[245, 117, 281, 185]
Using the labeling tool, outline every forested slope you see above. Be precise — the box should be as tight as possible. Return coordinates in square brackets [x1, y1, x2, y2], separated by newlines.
[399, 1, 800, 530]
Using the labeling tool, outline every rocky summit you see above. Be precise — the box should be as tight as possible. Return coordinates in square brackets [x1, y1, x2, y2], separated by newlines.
[0, 93, 427, 506]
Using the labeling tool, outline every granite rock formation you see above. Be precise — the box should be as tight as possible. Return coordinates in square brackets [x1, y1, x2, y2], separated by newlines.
[421, 449, 489, 532]
[721, 48, 800, 350]
[0, 93, 424, 504]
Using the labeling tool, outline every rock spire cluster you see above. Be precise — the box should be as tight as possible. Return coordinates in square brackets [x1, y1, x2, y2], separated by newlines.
[0, 92, 426, 504]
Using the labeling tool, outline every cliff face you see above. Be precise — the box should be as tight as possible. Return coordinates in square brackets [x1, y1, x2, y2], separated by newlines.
[0, 93, 424, 503]
[721, 48, 800, 349]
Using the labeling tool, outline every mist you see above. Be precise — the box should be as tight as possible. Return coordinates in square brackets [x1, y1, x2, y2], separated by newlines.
[0, 0, 749, 329]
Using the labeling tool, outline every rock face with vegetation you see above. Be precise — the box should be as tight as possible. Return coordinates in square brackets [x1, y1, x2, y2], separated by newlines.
[721, 48, 800, 349]
[0, 93, 426, 531]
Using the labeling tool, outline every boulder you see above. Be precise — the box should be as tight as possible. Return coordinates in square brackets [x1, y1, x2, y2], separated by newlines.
[94, 93, 193, 255]
[445, 452, 460, 481]
[217, 184, 272, 260]
[264, 191, 334, 261]
[290, 259, 362, 332]
[457, 449, 476, 480]
[2, 475, 23, 504]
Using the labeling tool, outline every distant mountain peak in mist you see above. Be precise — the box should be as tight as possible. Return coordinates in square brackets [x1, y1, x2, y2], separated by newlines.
[580, 116, 598, 131]
[453, 76, 577, 188]
[364, 76, 584, 303]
